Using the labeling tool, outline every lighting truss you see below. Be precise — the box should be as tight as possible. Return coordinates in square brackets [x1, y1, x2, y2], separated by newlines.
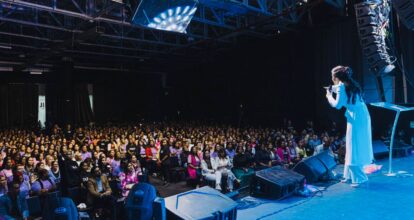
[0, 0, 311, 67]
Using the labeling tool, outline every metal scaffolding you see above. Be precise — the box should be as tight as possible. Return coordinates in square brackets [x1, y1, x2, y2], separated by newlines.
[0, 0, 314, 70]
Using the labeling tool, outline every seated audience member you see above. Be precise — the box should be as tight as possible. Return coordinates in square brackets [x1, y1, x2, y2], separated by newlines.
[181, 144, 190, 168]
[255, 145, 272, 170]
[130, 155, 143, 176]
[81, 145, 92, 161]
[267, 143, 282, 166]
[331, 135, 342, 153]
[87, 166, 116, 219]
[0, 174, 8, 195]
[48, 160, 61, 187]
[225, 143, 236, 163]
[201, 149, 222, 190]
[296, 139, 308, 159]
[119, 162, 139, 197]
[98, 155, 110, 175]
[287, 140, 301, 164]
[313, 136, 334, 156]
[31, 169, 56, 196]
[12, 171, 30, 197]
[74, 152, 83, 167]
[169, 141, 182, 168]
[126, 139, 139, 158]
[145, 143, 159, 176]
[14, 164, 29, 183]
[232, 146, 255, 188]
[308, 134, 321, 150]
[0, 176, 29, 220]
[212, 148, 238, 192]
[80, 161, 93, 190]
[0, 157, 14, 184]
[110, 151, 122, 177]
[187, 146, 201, 188]
[24, 157, 35, 177]
[138, 142, 147, 168]
[44, 155, 54, 171]
[276, 141, 291, 167]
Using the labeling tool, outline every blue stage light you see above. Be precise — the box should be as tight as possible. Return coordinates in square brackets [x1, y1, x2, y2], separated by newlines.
[132, 0, 198, 34]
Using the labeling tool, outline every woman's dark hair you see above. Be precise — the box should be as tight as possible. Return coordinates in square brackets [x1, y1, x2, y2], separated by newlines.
[217, 148, 227, 159]
[332, 66, 363, 104]
[189, 146, 197, 156]
[2, 157, 12, 170]
[120, 158, 129, 173]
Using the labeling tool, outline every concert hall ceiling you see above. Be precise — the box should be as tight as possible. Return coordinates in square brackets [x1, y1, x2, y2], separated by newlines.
[0, 0, 345, 73]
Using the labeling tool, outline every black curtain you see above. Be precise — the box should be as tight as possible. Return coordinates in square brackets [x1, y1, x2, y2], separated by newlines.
[73, 84, 94, 125]
[46, 84, 68, 126]
[46, 84, 94, 126]
[399, 22, 414, 103]
[310, 19, 364, 129]
[0, 83, 38, 128]
[93, 73, 157, 123]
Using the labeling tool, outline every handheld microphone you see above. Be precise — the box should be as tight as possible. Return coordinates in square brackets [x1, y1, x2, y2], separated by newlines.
[323, 85, 333, 92]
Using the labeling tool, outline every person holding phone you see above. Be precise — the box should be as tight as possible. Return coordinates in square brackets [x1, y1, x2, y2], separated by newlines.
[326, 65, 374, 187]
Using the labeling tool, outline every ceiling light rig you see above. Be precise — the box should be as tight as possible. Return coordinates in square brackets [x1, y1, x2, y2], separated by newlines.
[132, 0, 199, 34]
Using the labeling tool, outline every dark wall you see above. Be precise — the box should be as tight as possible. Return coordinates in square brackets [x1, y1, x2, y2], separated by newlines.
[1, 12, 413, 129]
[0, 83, 38, 128]
[168, 36, 317, 127]
[167, 19, 365, 129]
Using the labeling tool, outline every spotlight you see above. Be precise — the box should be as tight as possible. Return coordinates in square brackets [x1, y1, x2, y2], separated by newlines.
[355, 1, 395, 76]
[132, 0, 198, 34]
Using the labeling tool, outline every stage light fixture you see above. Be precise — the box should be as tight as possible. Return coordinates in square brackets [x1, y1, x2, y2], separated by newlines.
[132, 0, 198, 34]
[355, 1, 395, 76]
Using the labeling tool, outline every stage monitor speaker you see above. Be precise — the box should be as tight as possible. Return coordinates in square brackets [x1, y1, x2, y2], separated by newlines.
[293, 155, 327, 183]
[164, 186, 237, 220]
[393, 0, 414, 30]
[293, 151, 336, 183]
[372, 140, 389, 159]
[253, 166, 305, 200]
[316, 151, 337, 171]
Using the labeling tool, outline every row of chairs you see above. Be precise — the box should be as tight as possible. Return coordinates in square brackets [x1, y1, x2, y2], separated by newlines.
[26, 191, 79, 220]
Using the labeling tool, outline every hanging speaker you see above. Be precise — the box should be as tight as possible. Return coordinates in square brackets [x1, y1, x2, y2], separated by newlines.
[355, 1, 395, 76]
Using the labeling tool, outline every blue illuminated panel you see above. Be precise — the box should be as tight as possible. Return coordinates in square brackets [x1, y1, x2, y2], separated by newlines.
[132, 0, 198, 33]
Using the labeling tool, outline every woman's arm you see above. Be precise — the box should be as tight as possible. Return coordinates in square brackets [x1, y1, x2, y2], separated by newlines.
[211, 157, 218, 170]
[327, 84, 347, 109]
[201, 160, 212, 173]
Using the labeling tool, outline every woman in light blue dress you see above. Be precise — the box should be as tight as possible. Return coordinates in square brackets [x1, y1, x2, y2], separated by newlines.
[326, 66, 374, 187]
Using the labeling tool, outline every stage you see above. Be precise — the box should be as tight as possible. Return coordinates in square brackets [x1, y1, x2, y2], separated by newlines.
[237, 155, 414, 220]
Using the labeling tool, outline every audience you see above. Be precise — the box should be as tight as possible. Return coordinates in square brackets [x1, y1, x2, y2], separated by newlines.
[0, 120, 345, 219]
